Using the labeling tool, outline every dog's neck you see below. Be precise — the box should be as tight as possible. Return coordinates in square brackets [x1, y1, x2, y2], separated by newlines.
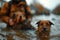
[37, 31, 50, 40]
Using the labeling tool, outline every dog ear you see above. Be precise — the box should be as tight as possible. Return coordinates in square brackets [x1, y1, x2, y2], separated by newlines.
[49, 21, 54, 25]
[36, 21, 41, 24]
[36, 21, 41, 27]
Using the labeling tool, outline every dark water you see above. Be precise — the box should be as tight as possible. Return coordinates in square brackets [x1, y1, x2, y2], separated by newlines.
[0, 14, 60, 40]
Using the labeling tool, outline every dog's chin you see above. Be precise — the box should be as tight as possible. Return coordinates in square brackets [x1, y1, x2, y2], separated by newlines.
[41, 30, 49, 33]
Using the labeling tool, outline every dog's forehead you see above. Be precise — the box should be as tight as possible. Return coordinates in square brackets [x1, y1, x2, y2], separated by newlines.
[36, 20, 51, 25]
[40, 20, 50, 23]
[15, 11, 25, 15]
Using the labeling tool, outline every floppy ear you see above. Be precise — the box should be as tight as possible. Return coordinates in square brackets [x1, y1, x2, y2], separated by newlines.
[49, 21, 54, 25]
[36, 21, 41, 24]
[36, 21, 40, 27]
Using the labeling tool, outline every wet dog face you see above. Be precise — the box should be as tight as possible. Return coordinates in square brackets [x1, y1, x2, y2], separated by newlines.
[13, 11, 26, 23]
[36, 20, 54, 32]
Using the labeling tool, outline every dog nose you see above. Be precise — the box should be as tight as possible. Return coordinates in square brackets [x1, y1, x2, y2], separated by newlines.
[20, 16, 22, 19]
[43, 27, 47, 32]
[43, 28, 46, 31]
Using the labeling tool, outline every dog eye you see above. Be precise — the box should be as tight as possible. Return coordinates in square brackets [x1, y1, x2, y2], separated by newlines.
[12, 14, 17, 19]
[40, 23, 43, 25]
[46, 23, 50, 26]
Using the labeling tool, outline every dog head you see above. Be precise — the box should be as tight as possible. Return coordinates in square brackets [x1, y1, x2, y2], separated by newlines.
[36, 20, 54, 32]
[13, 11, 26, 23]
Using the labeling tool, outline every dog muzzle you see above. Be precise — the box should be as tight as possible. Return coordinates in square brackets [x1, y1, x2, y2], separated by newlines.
[42, 27, 48, 32]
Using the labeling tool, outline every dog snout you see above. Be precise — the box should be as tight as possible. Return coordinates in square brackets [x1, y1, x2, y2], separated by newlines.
[43, 28, 47, 31]
[20, 15, 26, 21]
[43, 27, 48, 32]
[20, 16, 22, 19]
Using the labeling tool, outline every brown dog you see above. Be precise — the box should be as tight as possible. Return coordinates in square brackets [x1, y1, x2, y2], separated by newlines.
[36, 20, 54, 40]
[0, 0, 32, 29]
[0, 1, 33, 40]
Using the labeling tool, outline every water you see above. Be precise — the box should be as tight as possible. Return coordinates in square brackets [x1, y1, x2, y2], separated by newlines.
[0, 14, 60, 40]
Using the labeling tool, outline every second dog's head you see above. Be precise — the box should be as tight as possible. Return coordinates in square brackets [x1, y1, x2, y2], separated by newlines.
[12, 11, 26, 24]
[36, 20, 54, 32]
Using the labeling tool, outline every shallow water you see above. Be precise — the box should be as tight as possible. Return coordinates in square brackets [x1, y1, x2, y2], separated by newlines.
[0, 14, 60, 40]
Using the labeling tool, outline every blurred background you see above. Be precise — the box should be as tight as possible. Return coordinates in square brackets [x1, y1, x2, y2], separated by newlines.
[0, 0, 60, 40]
